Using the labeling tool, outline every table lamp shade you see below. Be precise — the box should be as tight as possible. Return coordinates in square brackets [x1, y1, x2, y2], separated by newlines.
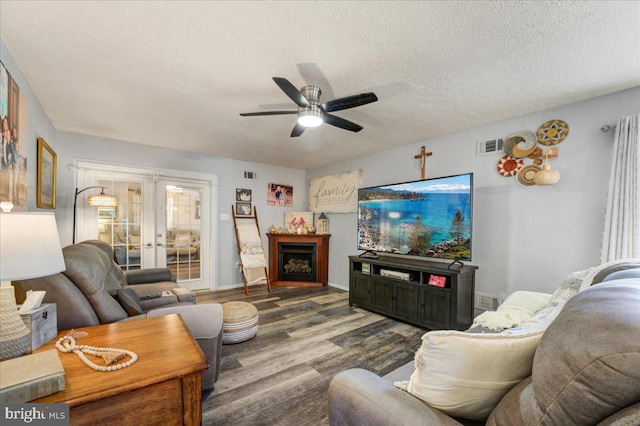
[0, 212, 66, 281]
[0, 212, 65, 361]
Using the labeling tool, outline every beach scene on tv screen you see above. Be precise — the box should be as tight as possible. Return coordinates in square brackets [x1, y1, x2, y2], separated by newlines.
[358, 174, 472, 260]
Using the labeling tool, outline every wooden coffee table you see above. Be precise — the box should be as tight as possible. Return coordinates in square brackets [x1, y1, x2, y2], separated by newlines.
[34, 314, 208, 426]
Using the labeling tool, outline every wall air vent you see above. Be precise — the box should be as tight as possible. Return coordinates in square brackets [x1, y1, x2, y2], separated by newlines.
[475, 293, 500, 311]
[477, 138, 505, 156]
[244, 171, 257, 179]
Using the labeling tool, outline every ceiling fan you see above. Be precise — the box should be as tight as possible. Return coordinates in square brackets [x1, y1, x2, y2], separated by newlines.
[240, 77, 378, 137]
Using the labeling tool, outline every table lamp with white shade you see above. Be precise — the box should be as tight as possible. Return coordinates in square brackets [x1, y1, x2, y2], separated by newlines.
[0, 212, 65, 361]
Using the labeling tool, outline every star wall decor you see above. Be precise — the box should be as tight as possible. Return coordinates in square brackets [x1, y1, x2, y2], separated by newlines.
[537, 119, 569, 146]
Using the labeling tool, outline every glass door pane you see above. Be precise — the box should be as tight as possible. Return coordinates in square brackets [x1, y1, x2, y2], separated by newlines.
[165, 185, 201, 281]
[78, 164, 212, 290]
[96, 179, 144, 270]
[157, 179, 210, 290]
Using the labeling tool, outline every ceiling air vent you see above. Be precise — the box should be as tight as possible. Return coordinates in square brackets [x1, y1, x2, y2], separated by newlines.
[477, 138, 505, 156]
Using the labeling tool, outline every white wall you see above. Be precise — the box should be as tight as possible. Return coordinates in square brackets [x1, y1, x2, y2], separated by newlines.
[2, 36, 307, 291]
[307, 87, 640, 299]
[54, 131, 306, 290]
[5, 35, 638, 297]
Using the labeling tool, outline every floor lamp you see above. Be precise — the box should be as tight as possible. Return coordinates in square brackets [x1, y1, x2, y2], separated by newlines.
[73, 186, 118, 244]
[0, 212, 65, 361]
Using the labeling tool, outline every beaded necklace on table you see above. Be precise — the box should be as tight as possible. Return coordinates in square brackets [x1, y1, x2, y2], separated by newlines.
[55, 330, 138, 372]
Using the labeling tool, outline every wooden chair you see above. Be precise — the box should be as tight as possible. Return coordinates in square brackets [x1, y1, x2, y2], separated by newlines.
[232, 206, 272, 296]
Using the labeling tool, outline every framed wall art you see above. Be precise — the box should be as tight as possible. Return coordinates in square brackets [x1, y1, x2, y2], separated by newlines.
[236, 188, 251, 202]
[98, 208, 117, 220]
[267, 183, 293, 207]
[36, 137, 56, 209]
[285, 211, 313, 233]
[236, 202, 251, 216]
[1, 61, 29, 210]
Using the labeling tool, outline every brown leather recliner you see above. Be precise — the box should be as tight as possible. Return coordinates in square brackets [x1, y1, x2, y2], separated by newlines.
[13, 240, 223, 390]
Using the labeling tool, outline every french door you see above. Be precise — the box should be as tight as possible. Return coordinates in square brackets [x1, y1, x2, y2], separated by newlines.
[77, 164, 213, 290]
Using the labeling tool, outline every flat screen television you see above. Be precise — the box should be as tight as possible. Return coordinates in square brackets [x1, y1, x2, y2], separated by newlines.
[357, 173, 473, 261]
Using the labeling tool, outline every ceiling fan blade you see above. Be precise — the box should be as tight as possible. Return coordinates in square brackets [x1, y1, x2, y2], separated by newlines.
[321, 92, 378, 113]
[273, 77, 310, 107]
[239, 111, 297, 116]
[291, 123, 306, 137]
[323, 114, 363, 133]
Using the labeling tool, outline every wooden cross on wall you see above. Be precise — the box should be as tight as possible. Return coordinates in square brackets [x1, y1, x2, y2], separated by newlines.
[414, 146, 433, 180]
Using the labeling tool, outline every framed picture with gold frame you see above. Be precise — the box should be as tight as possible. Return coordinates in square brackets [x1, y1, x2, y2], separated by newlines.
[36, 137, 56, 209]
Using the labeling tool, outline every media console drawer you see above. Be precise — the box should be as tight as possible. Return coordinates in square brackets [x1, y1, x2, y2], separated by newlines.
[348, 255, 477, 330]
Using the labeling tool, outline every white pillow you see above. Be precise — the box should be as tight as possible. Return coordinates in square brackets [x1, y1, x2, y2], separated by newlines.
[508, 267, 597, 335]
[472, 291, 552, 331]
[499, 291, 551, 313]
[549, 267, 594, 302]
[395, 329, 543, 421]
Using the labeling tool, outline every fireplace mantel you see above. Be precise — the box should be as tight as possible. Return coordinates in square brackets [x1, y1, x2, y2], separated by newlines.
[266, 233, 331, 287]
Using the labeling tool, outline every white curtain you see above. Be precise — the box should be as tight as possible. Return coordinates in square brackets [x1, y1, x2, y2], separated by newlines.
[601, 114, 640, 262]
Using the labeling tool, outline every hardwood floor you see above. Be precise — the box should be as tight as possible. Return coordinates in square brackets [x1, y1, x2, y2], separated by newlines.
[196, 285, 425, 426]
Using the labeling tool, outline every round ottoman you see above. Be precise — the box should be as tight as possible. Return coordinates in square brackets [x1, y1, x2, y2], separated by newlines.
[221, 301, 259, 344]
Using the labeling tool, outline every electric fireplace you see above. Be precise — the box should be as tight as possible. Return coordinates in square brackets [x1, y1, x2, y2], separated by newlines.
[266, 233, 331, 287]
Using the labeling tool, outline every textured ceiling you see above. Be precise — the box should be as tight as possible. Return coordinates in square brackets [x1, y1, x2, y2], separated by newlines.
[1, 1, 639, 170]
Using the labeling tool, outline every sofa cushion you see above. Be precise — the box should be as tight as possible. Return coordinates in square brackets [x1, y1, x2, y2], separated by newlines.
[78, 240, 128, 293]
[397, 328, 543, 421]
[116, 288, 144, 316]
[171, 287, 196, 303]
[138, 290, 162, 300]
[139, 294, 179, 311]
[62, 244, 128, 324]
[586, 260, 640, 285]
[530, 279, 640, 424]
[509, 261, 640, 335]
[488, 280, 640, 425]
[14, 272, 101, 330]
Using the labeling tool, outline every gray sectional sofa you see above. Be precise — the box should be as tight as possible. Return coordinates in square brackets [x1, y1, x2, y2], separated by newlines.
[329, 264, 640, 425]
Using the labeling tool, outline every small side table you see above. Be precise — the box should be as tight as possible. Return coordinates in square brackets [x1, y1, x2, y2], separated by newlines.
[34, 315, 207, 426]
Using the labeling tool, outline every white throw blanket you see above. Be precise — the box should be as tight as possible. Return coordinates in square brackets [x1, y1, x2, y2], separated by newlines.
[472, 291, 552, 331]
[236, 223, 267, 284]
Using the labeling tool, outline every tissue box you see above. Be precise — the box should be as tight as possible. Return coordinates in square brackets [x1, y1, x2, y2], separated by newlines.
[19, 303, 57, 352]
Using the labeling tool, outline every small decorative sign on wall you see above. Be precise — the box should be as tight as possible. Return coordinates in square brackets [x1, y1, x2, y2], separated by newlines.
[308, 169, 361, 213]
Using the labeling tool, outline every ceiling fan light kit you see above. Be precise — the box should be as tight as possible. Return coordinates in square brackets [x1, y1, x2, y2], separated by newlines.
[297, 104, 323, 128]
[240, 76, 377, 137]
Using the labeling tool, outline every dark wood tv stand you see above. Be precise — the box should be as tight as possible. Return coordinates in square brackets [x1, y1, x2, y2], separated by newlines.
[349, 255, 477, 330]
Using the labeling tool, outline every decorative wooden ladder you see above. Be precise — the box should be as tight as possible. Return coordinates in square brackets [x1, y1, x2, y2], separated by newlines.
[232, 205, 272, 296]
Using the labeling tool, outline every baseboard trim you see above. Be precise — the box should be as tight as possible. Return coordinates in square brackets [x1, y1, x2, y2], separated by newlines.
[216, 281, 349, 292]
[216, 282, 251, 291]
[328, 281, 348, 291]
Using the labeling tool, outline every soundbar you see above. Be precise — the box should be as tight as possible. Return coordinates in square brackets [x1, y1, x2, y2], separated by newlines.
[380, 269, 411, 281]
